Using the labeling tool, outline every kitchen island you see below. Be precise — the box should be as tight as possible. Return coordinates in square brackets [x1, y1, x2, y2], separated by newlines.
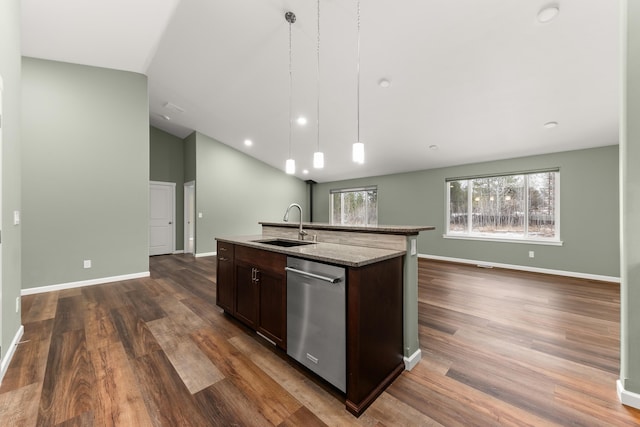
[216, 221, 434, 416]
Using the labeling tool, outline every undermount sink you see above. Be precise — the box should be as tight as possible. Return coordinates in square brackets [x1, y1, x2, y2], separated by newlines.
[254, 238, 315, 248]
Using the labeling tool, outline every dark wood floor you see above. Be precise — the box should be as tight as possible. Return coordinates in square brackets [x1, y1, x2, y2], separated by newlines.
[0, 255, 639, 426]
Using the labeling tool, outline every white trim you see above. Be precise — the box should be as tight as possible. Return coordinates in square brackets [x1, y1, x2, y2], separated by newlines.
[618, 379, 640, 410]
[20, 271, 150, 296]
[443, 234, 563, 246]
[195, 252, 216, 258]
[172, 250, 184, 254]
[184, 181, 195, 254]
[419, 254, 620, 283]
[0, 325, 24, 385]
[403, 348, 422, 371]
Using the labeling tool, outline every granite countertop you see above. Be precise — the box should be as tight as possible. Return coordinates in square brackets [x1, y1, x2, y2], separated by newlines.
[216, 235, 405, 268]
[259, 222, 435, 235]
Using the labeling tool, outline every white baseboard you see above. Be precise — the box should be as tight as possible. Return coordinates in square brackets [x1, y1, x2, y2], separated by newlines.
[195, 252, 216, 258]
[404, 349, 422, 371]
[172, 250, 184, 254]
[21, 271, 150, 296]
[419, 254, 620, 283]
[0, 325, 24, 385]
[617, 379, 640, 410]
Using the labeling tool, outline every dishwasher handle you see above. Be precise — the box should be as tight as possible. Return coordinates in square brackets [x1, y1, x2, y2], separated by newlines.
[285, 266, 342, 284]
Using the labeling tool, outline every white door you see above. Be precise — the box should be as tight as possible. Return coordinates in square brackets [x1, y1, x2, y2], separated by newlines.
[149, 181, 175, 256]
[184, 181, 195, 254]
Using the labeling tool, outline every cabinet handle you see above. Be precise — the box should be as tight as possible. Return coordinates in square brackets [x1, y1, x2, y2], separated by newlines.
[219, 247, 227, 251]
[219, 257, 228, 262]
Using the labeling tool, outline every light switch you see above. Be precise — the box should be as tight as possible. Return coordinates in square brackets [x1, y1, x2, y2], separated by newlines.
[13, 210, 20, 225]
[198, 212, 203, 218]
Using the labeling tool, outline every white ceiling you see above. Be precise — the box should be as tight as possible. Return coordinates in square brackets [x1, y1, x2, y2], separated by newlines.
[21, 0, 619, 183]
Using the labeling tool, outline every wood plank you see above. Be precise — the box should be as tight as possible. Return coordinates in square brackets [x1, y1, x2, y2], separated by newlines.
[109, 305, 161, 359]
[22, 291, 59, 324]
[131, 350, 210, 427]
[147, 318, 224, 394]
[37, 329, 95, 425]
[90, 342, 154, 427]
[0, 329, 52, 392]
[193, 379, 272, 426]
[191, 327, 301, 425]
[152, 295, 207, 335]
[0, 383, 41, 427]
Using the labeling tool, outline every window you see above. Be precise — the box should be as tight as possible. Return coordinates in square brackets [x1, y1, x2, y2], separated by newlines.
[446, 170, 560, 243]
[330, 186, 378, 226]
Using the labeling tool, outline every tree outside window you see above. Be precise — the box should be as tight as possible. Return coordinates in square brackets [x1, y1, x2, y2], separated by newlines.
[331, 187, 378, 226]
[447, 171, 558, 241]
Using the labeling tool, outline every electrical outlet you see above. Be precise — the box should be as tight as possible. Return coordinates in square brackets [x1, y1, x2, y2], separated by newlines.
[15, 296, 20, 313]
[83, 259, 92, 269]
[198, 212, 203, 218]
[529, 251, 535, 258]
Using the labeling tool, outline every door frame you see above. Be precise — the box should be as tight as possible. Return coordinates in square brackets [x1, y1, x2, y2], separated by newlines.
[149, 181, 176, 255]
[184, 181, 195, 254]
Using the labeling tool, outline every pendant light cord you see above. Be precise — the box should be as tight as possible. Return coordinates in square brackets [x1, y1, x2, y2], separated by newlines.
[356, 0, 361, 143]
[288, 17, 293, 159]
[317, 0, 321, 153]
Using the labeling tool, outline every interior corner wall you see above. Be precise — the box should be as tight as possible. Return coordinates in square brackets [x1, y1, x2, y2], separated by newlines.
[314, 145, 620, 278]
[0, 0, 22, 361]
[620, 0, 640, 398]
[194, 132, 307, 255]
[21, 57, 150, 289]
[150, 126, 185, 251]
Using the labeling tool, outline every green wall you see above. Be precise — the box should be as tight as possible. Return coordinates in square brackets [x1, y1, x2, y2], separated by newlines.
[150, 126, 184, 251]
[0, 0, 22, 363]
[314, 145, 619, 278]
[193, 132, 307, 254]
[21, 58, 149, 289]
[620, 0, 640, 399]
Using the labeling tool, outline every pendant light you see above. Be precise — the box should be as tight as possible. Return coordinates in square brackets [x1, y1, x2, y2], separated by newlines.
[352, 0, 364, 164]
[285, 11, 296, 174]
[313, 0, 325, 169]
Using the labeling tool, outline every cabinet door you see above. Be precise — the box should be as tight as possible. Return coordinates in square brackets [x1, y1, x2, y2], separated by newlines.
[235, 262, 259, 328]
[257, 269, 286, 349]
[216, 243, 235, 313]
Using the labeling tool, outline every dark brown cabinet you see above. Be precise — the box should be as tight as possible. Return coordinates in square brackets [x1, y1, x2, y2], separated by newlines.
[218, 244, 287, 349]
[216, 241, 235, 313]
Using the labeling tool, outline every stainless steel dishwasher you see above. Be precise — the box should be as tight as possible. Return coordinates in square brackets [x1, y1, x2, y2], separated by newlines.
[286, 257, 346, 392]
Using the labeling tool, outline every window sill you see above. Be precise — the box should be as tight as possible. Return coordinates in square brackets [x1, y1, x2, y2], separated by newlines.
[443, 234, 563, 246]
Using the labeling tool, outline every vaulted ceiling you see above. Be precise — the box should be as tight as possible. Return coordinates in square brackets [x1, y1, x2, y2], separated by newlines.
[21, 0, 619, 183]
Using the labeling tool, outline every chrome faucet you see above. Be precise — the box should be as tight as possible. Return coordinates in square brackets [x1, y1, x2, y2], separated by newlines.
[283, 203, 308, 240]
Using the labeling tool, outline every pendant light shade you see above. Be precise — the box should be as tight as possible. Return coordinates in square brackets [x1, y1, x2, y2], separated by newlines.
[352, 0, 364, 164]
[352, 142, 364, 164]
[286, 158, 296, 174]
[313, 151, 325, 168]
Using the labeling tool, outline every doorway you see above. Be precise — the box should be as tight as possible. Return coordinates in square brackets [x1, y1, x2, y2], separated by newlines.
[184, 181, 195, 254]
[149, 181, 175, 256]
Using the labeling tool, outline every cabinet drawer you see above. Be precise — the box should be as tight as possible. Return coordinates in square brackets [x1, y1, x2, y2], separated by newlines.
[217, 241, 235, 261]
[236, 245, 286, 275]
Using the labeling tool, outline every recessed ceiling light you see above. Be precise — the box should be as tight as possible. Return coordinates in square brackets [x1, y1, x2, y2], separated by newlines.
[429, 144, 439, 150]
[378, 79, 391, 88]
[537, 5, 559, 23]
[543, 121, 558, 129]
[302, 169, 309, 175]
[297, 116, 307, 126]
[244, 139, 253, 146]
[158, 114, 171, 121]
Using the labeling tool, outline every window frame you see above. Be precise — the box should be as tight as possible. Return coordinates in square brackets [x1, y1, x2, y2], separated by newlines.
[330, 186, 378, 226]
[444, 170, 562, 246]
